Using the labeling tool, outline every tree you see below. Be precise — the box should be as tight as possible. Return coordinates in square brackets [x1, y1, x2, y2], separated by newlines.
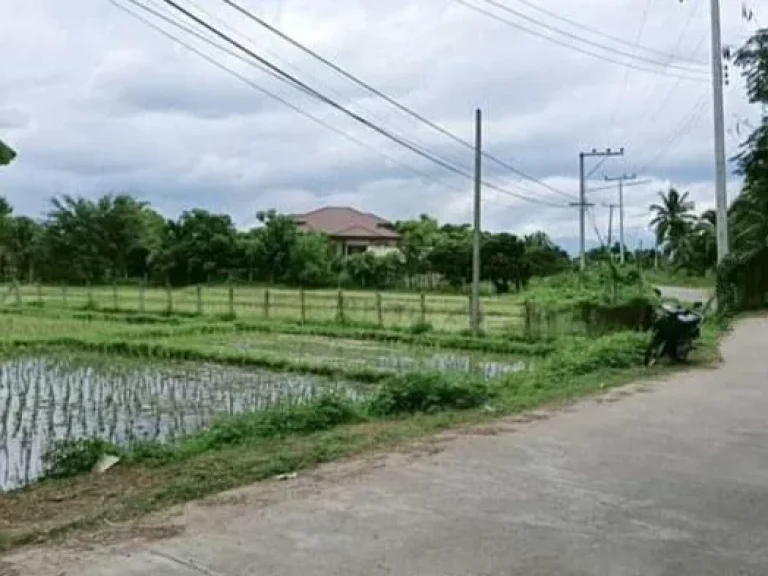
[524, 232, 571, 276]
[396, 214, 439, 280]
[723, 27, 768, 308]
[252, 210, 300, 283]
[0, 140, 16, 166]
[428, 227, 472, 289]
[481, 233, 530, 294]
[151, 209, 238, 285]
[288, 232, 334, 287]
[675, 210, 717, 276]
[649, 187, 696, 259]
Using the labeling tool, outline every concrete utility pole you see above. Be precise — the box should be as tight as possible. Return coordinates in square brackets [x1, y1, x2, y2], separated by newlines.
[576, 148, 624, 270]
[607, 203, 616, 251]
[471, 108, 482, 337]
[708, 0, 730, 262]
[604, 173, 637, 265]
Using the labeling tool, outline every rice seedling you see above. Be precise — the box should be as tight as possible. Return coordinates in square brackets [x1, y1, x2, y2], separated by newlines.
[0, 353, 361, 491]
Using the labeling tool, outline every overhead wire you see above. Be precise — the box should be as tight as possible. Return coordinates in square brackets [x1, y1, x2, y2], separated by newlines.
[182, 0, 475, 173]
[115, 0, 568, 208]
[634, 94, 709, 176]
[215, 0, 577, 201]
[110, 0, 475, 196]
[505, 0, 707, 66]
[455, 0, 708, 80]
[605, 0, 655, 136]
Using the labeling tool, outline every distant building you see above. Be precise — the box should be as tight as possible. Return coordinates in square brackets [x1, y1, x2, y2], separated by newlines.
[293, 207, 400, 256]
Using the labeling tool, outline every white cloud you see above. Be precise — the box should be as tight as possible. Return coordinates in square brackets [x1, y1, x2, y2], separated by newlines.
[0, 0, 762, 248]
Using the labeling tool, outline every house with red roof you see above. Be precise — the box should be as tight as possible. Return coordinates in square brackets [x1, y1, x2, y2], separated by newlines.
[293, 207, 400, 256]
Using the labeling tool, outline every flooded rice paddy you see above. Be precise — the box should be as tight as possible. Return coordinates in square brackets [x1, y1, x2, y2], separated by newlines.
[182, 332, 526, 380]
[0, 354, 357, 491]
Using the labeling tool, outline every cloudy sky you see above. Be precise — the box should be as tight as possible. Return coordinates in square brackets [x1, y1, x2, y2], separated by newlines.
[0, 0, 763, 251]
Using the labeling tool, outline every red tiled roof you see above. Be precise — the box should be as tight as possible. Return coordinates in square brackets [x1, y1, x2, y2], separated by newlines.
[293, 207, 400, 240]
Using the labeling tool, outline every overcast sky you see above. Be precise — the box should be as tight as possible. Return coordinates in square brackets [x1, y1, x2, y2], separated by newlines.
[0, 0, 763, 251]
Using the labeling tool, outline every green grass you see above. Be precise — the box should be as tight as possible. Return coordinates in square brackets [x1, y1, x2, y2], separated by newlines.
[0, 322, 726, 551]
[4, 283, 527, 334]
[4, 277, 658, 336]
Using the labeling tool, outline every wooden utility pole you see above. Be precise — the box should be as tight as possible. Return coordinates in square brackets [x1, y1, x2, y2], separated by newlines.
[471, 108, 482, 337]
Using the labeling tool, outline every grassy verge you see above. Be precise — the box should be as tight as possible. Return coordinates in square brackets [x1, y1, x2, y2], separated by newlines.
[0, 325, 724, 552]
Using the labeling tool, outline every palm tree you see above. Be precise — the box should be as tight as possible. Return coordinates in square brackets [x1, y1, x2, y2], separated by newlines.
[649, 187, 696, 257]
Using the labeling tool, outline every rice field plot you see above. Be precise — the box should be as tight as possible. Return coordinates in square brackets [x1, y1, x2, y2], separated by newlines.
[0, 353, 360, 491]
[158, 331, 528, 381]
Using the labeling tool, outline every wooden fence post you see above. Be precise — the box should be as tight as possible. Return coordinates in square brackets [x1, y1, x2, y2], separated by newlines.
[300, 288, 306, 323]
[376, 292, 383, 328]
[420, 292, 427, 325]
[112, 282, 119, 310]
[196, 285, 203, 315]
[337, 289, 345, 324]
[263, 289, 270, 319]
[14, 281, 21, 307]
[524, 302, 533, 340]
[139, 281, 146, 313]
[36, 283, 43, 306]
[228, 285, 235, 317]
[165, 283, 173, 315]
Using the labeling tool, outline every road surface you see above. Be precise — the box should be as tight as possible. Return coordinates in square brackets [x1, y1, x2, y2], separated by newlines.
[655, 285, 712, 305]
[4, 317, 768, 576]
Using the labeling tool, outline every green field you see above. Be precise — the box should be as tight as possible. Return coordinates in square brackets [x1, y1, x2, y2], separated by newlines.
[3, 283, 530, 333]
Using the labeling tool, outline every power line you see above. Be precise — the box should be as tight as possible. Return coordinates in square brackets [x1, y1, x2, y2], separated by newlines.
[634, 95, 709, 175]
[506, 0, 708, 66]
[116, 0, 567, 208]
[606, 0, 655, 132]
[152, 0, 484, 179]
[461, 0, 709, 77]
[110, 0, 475, 196]
[215, 0, 576, 201]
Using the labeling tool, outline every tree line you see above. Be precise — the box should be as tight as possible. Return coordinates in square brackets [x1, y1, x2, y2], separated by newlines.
[0, 196, 571, 292]
[648, 27, 767, 308]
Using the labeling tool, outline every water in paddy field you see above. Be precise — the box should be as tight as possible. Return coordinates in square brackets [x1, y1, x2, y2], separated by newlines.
[218, 335, 526, 380]
[0, 355, 358, 491]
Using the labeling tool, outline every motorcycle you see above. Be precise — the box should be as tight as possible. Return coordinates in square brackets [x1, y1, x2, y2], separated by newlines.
[644, 298, 705, 366]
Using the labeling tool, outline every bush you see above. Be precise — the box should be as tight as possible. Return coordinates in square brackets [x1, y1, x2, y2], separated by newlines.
[42, 438, 118, 480]
[190, 393, 364, 452]
[368, 372, 492, 416]
[543, 332, 647, 376]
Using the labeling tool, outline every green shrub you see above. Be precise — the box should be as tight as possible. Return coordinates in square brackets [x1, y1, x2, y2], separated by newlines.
[190, 393, 364, 452]
[409, 321, 433, 335]
[42, 438, 118, 480]
[369, 372, 492, 416]
[544, 332, 647, 376]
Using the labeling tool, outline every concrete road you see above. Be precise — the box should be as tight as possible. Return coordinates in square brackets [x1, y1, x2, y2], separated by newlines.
[655, 285, 712, 305]
[5, 317, 768, 576]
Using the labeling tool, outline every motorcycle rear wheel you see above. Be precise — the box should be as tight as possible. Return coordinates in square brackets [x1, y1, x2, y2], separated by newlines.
[672, 339, 692, 362]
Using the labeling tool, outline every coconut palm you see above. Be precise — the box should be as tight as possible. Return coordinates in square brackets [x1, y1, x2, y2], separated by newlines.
[649, 187, 696, 257]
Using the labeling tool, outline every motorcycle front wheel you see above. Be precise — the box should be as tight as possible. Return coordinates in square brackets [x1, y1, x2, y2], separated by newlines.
[644, 338, 666, 367]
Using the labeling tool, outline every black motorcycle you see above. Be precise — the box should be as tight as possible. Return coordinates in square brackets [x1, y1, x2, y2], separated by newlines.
[644, 299, 705, 366]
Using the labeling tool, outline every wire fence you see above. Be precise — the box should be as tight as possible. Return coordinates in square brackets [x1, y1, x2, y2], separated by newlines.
[1, 283, 529, 334]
